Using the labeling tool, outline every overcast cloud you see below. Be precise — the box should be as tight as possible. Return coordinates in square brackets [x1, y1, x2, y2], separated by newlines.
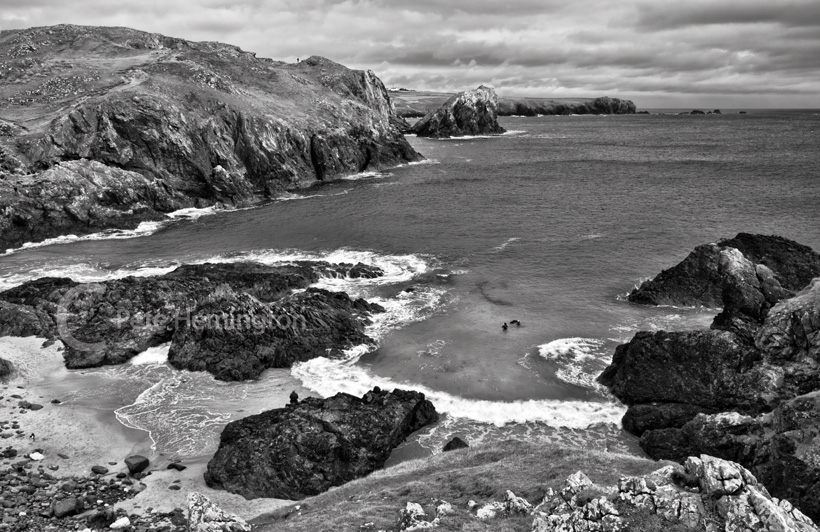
[2, 0, 818, 108]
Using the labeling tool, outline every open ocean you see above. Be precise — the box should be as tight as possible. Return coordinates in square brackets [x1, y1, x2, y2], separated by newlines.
[1, 110, 818, 463]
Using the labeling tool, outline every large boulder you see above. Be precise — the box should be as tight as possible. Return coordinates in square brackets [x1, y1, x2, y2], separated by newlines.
[0, 261, 385, 379]
[531, 455, 818, 532]
[598, 329, 778, 413]
[205, 388, 438, 499]
[410, 85, 506, 138]
[0, 25, 420, 250]
[628, 233, 820, 307]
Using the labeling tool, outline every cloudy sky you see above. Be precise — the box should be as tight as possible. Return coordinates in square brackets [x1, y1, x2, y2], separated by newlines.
[2, 0, 819, 108]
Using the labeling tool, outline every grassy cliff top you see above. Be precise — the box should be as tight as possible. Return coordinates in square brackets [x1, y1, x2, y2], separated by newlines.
[251, 440, 670, 532]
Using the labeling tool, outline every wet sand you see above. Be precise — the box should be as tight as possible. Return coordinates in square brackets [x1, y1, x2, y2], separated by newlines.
[0, 336, 290, 520]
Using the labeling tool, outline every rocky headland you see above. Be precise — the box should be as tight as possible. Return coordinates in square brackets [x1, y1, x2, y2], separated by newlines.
[0, 24, 421, 250]
[392, 90, 637, 118]
[408, 85, 506, 138]
[0, 260, 385, 380]
[205, 387, 438, 500]
[600, 233, 820, 520]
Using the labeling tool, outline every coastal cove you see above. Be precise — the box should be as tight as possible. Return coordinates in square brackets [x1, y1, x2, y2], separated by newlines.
[3, 109, 820, 443]
[1, 108, 820, 529]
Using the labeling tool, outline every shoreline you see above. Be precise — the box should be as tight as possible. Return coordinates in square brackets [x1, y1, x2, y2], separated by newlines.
[0, 336, 291, 522]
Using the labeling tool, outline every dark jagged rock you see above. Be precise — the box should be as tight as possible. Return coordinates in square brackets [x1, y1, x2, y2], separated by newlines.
[0, 25, 420, 250]
[168, 287, 383, 381]
[690, 110, 706, 115]
[124, 455, 149, 475]
[205, 388, 438, 499]
[442, 436, 469, 452]
[628, 233, 820, 307]
[0, 357, 13, 381]
[602, 236, 820, 520]
[0, 261, 385, 380]
[598, 329, 777, 413]
[410, 85, 505, 138]
[621, 402, 716, 436]
[640, 392, 820, 522]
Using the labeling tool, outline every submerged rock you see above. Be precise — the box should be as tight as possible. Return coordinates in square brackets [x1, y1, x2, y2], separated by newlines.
[205, 388, 438, 499]
[410, 85, 506, 138]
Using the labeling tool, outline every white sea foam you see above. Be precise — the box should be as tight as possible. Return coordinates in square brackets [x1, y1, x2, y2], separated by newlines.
[130, 344, 171, 365]
[537, 337, 608, 390]
[340, 170, 392, 181]
[292, 357, 624, 428]
[1, 205, 225, 257]
[396, 158, 441, 167]
[491, 237, 520, 252]
[435, 130, 525, 141]
[580, 233, 604, 240]
[0, 247, 435, 294]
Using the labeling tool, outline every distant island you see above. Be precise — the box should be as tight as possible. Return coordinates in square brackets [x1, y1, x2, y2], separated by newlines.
[391, 89, 636, 118]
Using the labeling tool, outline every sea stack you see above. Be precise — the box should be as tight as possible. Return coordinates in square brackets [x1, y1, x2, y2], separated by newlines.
[411, 85, 506, 138]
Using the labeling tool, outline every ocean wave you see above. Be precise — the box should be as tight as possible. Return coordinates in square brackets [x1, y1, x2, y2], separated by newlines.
[537, 337, 609, 390]
[0, 247, 436, 294]
[1, 206, 224, 257]
[435, 130, 525, 141]
[491, 237, 521, 252]
[275, 189, 349, 202]
[579, 233, 604, 240]
[340, 170, 392, 181]
[396, 158, 441, 167]
[291, 357, 624, 428]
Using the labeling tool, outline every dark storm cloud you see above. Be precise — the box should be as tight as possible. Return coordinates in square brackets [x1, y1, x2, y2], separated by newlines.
[1, 0, 818, 107]
[635, 0, 820, 30]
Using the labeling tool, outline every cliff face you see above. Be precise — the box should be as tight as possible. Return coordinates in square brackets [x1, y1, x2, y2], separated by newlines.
[0, 25, 420, 249]
[409, 85, 506, 138]
[392, 91, 637, 118]
[600, 235, 820, 521]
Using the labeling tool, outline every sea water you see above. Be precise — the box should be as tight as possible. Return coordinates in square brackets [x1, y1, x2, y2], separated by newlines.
[1, 110, 818, 461]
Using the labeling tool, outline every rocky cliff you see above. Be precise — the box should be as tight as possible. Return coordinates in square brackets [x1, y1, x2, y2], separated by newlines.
[600, 234, 820, 520]
[205, 387, 438, 499]
[0, 25, 420, 250]
[409, 85, 506, 138]
[392, 91, 637, 118]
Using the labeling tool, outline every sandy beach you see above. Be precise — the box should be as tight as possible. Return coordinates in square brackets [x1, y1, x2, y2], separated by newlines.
[0, 336, 291, 522]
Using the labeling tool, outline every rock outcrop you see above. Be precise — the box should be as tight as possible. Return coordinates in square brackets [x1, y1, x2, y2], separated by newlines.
[410, 85, 505, 138]
[204, 387, 438, 499]
[0, 261, 384, 380]
[0, 25, 420, 250]
[601, 235, 820, 520]
[628, 233, 820, 307]
[530, 455, 818, 532]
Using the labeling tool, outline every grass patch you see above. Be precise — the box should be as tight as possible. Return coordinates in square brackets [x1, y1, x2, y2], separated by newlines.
[250, 440, 672, 532]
